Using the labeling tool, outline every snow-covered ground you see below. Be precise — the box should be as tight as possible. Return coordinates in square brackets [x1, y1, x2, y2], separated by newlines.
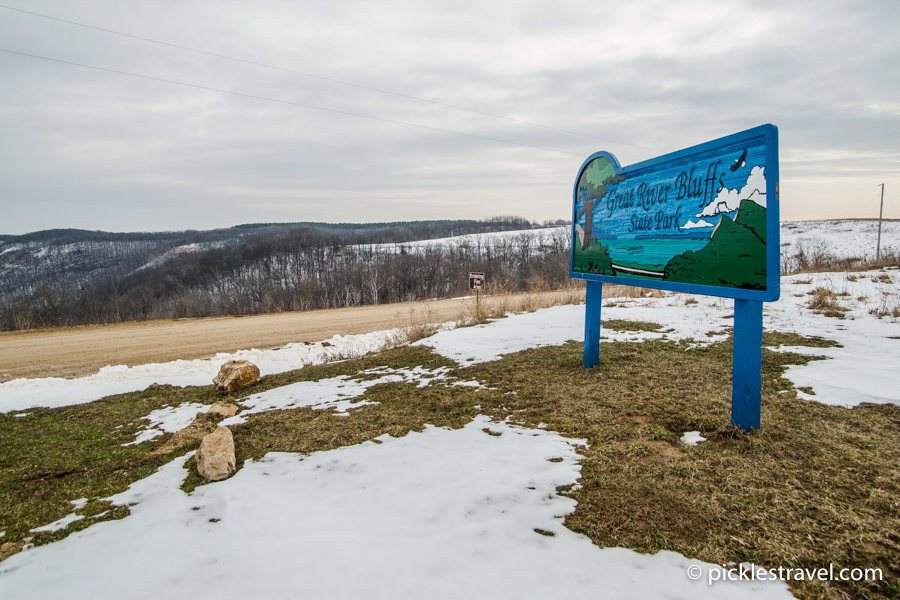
[413, 298, 734, 367]
[418, 269, 900, 408]
[121, 402, 208, 446]
[766, 270, 900, 406]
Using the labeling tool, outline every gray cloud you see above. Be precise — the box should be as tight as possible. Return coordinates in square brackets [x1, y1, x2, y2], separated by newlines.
[1, 0, 899, 234]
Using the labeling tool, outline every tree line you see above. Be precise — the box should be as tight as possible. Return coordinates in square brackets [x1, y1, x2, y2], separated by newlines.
[0, 221, 574, 330]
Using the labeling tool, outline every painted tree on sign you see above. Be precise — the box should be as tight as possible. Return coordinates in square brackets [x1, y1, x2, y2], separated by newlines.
[575, 157, 625, 250]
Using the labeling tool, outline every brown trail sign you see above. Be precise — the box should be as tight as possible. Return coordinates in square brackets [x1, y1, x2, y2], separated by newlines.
[469, 272, 485, 315]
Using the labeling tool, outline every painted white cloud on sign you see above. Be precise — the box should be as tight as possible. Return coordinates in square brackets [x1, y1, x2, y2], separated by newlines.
[681, 218, 716, 229]
[697, 166, 766, 217]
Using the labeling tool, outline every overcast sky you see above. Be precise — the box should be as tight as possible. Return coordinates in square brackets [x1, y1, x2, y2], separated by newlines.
[1, 0, 899, 234]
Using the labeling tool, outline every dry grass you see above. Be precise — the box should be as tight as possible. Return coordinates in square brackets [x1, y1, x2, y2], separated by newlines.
[456, 284, 664, 324]
[0, 385, 220, 555]
[763, 330, 842, 349]
[605, 284, 667, 299]
[782, 240, 900, 275]
[462, 288, 586, 322]
[869, 286, 900, 320]
[178, 347, 477, 494]
[807, 287, 850, 318]
[0, 346, 469, 558]
[389, 304, 451, 345]
[791, 271, 900, 322]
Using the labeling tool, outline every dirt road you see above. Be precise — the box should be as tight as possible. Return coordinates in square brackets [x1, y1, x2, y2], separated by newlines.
[0, 297, 478, 382]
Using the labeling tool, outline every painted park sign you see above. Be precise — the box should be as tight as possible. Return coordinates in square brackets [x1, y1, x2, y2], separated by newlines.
[570, 125, 780, 431]
[571, 124, 779, 301]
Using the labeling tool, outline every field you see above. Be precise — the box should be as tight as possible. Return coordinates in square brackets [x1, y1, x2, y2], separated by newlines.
[0, 227, 899, 598]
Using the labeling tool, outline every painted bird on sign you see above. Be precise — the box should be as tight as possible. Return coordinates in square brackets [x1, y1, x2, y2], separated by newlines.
[731, 148, 748, 171]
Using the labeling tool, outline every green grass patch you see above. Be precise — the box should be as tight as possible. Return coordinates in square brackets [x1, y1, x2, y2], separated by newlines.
[763, 331, 843, 349]
[602, 319, 663, 333]
[0, 385, 220, 554]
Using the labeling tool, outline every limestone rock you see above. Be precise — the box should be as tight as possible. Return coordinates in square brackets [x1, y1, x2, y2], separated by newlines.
[195, 427, 236, 482]
[212, 360, 260, 394]
[206, 401, 239, 419]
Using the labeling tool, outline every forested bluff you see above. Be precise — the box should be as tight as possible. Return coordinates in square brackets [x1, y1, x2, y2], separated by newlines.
[0, 217, 572, 331]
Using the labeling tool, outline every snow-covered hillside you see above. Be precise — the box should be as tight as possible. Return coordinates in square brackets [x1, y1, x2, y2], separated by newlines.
[362, 220, 900, 269]
[781, 220, 900, 264]
[0, 221, 558, 302]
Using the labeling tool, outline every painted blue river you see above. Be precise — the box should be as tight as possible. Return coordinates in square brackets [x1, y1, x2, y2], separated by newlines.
[603, 238, 710, 269]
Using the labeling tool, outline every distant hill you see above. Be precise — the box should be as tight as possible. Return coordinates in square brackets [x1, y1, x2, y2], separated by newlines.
[0, 217, 569, 330]
[0, 218, 563, 298]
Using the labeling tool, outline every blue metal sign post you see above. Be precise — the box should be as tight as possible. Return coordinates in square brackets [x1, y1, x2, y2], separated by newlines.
[583, 280, 603, 369]
[732, 298, 763, 430]
[571, 125, 779, 431]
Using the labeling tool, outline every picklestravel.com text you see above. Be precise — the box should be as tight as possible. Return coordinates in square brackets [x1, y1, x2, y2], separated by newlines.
[603, 161, 728, 233]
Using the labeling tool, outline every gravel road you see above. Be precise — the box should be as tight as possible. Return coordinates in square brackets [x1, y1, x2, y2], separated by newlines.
[0, 297, 475, 382]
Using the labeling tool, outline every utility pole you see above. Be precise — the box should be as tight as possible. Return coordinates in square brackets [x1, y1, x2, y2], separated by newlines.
[877, 183, 884, 262]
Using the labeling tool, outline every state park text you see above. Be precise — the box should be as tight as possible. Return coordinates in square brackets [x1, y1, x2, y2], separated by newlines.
[604, 161, 729, 233]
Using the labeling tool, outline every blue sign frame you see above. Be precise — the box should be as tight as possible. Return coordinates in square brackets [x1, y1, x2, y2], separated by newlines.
[570, 124, 780, 302]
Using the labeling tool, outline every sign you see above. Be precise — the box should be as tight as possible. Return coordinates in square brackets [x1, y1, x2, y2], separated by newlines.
[469, 272, 485, 291]
[572, 125, 780, 431]
[571, 124, 779, 302]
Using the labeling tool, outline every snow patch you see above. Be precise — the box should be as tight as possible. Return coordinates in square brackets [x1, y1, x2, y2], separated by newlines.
[29, 512, 84, 534]
[781, 220, 900, 263]
[122, 402, 208, 446]
[765, 271, 900, 407]
[416, 300, 732, 367]
[680, 431, 707, 446]
[221, 365, 487, 425]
